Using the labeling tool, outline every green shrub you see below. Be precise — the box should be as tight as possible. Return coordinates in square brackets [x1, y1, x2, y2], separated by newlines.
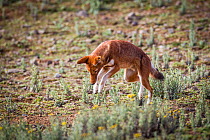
[70, 102, 179, 139]
[179, 0, 187, 15]
[189, 20, 197, 47]
[30, 65, 42, 93]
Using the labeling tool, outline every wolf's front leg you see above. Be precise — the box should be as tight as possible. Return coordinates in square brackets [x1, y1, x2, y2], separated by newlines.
[93, 83, 98, 94]
[98, 66, 120, 93]
[146, 91, 152, 105]
[93, 67, 110, 93]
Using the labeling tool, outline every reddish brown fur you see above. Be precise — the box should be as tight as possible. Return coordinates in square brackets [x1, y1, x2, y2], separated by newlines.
[77, 40, 164, 102]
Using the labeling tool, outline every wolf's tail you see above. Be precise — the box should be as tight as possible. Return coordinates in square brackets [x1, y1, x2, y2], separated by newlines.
[150, 63, 164, 80]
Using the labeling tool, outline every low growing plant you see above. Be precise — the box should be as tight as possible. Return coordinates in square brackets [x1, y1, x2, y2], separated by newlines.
[147, 27, 154, 46]
[189, 20, 197, 47]
[29, 65, 42, 93]
[179, 0, 187, 15]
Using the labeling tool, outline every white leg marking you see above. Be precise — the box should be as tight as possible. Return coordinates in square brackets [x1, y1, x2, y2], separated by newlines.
[98, 66, 115, 93]
[93, 83, 98, 94]
[93, 68, 107, 93]
[147, 91, 152, 104]
[96, 59, 115, 93]
[123, 69, 127, 81]
[138, 75, 144, 100]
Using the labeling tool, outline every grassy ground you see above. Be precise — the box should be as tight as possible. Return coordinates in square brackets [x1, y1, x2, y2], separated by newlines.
[0, 0, 209, 139]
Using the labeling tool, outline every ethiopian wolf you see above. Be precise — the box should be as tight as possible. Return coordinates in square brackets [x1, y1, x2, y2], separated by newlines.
[77, 40, 164, 104]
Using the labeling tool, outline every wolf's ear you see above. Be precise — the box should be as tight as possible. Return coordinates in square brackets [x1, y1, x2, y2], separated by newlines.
[96, 56, 101, 62]
[93, 56, 102, 66]
[77, 56, 89, 64]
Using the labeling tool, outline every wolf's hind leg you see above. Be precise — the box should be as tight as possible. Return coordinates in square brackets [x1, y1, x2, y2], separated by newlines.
[124, 69, 139, 82]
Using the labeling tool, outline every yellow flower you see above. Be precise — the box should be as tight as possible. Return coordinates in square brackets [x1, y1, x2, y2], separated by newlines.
[139, 110, 144, 113]
[61, 122, 67, 126]
[156, 112, 160, 117]
[92, 105, 99, 109]
[48, 113, 54, 116]
[145, 95, 148, 99]
[52, 124, 57, 127]
[110, 124, 118, 129]
[98, 126, 105, 130]
[133, 133, 142, 138]
[130, 98, 135, 101]
[127, 94, 136, 98]
[168, 110, 172, 114]
[149, 102, 153, 105]
[28, 130, 33, 133]
[186, 122, 191, 126]
[81, 133, 90, 137]
[164, 115, 167, 118]
[0, 127, 3, 130]
[77, 111, 81, 114]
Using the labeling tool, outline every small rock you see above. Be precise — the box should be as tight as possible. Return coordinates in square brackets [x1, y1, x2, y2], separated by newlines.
[197, 26, 204, 31]
[116, 30, 123, 34]
[54, 59, 60, 62]
[44, 95, 53, 101]
[53, 59, 60, 65]
[125, 12, 142, 25]
[192, 86, 199, 91]
[70, 46, 80, 51]
[22, 24, 31, 28]
[21, 86, 28, 90]
[158, 45, 166, 52]
[168, 28, 175, 34]
[102, 16, 109, 20]
[47, 60, 53, 65]
[175, 1, 181, 6]
[163, 23, 168, 27]
[203, 57, 210, 64]
[63, 100, 69, 103]
[26, 36, 33, 40]
[193, 56, 199, 61]
[85, 39, 96, 44]
[18, 96, 25, 100]
[40, 125, 46, 130]
[125, 12, 138, 21]
[30, 58, 38, 65]
[38, 29, 46, 34]
[185, 61, 191, 65]
[30, 56, 39, 64]
[76, 10, 89, 17]
[35, 105, 40, 108]
[7, 69, 22, 74]
[31, 125, 38, 131]
[0, 78, 6, 82]
[66, 58, 72, 62]
[139, 30, 147, 34]
[22, 114, 28, 117]
[23, 71, 30, 77]
[131, 21, 138, 26]
[170, 47, 179, 52]
[107, 28, 114, 33]
[54, 73, 62, 78]
[31, 29, 39, 35]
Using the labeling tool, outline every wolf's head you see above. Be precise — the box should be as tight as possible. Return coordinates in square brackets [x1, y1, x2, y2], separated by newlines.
[77, 55, 103, 84]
